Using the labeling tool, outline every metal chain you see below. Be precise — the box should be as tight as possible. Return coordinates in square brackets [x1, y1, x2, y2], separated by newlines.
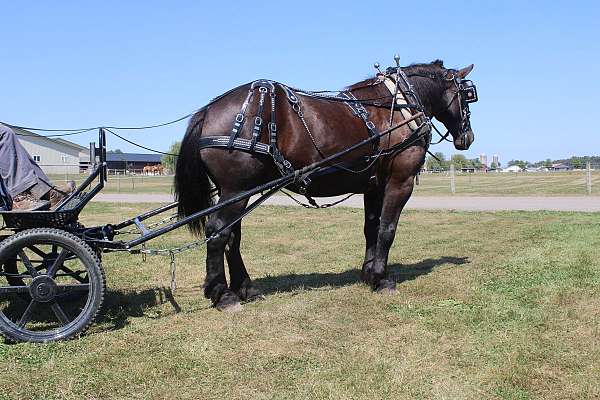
[279, 189, 355, 209]
[170, 251, 177, 293]
[137, 238, 205, 256]
[292, 103, 329, 160]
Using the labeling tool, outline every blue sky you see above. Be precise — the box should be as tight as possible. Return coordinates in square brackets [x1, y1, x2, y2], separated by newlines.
[1, 1, 598, 164]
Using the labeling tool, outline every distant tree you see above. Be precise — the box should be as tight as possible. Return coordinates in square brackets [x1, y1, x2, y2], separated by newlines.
[161, 141, 181, 172]
[426, 152, 447, 170]
[571, 157, 583, 169]
[470, 158, 483, 170]
[108, 149, 123, 154]
[450, 154, 469, 169]
[508, 159, 529, 169]
[490, 161, 498, 169]
[543, 158, 552, 168]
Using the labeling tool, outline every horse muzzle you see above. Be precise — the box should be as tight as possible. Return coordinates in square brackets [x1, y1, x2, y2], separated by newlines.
[454, 129, 474, 150]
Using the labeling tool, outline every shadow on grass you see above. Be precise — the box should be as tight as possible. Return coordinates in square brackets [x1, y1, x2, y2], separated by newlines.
[97, 286, 181, 330]
[254, 256, 470, 295]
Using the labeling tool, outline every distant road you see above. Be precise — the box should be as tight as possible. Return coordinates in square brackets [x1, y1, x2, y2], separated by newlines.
[94, 193, 600, 212]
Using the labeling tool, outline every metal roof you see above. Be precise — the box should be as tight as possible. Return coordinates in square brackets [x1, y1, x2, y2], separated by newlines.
[106, 153, 162, 162]
[12, 127, 87, 151]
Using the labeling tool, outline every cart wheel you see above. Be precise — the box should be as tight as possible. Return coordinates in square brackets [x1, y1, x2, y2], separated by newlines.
[0, 228, 105, 343]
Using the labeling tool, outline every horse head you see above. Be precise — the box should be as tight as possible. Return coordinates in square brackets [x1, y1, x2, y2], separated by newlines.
[406, 60, 478, 150]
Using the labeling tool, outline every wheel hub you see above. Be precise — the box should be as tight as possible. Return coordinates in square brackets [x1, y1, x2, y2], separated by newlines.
[29, 275, 58, 302]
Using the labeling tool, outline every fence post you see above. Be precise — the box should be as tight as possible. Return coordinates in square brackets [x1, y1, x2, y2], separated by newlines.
[117, 175, 121, 193]
[586, 161, 592, 195]
[450, 163, 456, 194]
[132, 176, 135, 191]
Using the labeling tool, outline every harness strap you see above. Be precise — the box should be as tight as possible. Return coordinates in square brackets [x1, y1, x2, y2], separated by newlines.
[339, 91, 380, 151]
[228, 88, 254, 150]
[379, 73, 420, 131]
[199, 136, 273, 156]
[249, 87, 266, 153]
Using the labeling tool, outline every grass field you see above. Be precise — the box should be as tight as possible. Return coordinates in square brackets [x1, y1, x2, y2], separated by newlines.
[48, 170, 600, 196]
[1, 203, 599, 399]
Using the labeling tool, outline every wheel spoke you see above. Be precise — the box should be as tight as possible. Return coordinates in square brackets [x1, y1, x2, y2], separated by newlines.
[51, 301, 71, 326]
[0, 285, 29, 294]
[17, 300, 37, 328]
[55, 265, 87, 283]
[26, 245, 48, 259]
[56, 283, 90, 293]
[47, 249, 69, 277]
[18, 251, 39, 277]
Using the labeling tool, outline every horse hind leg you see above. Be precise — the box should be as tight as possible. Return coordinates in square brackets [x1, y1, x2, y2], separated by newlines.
[204, 197, 249, 311]
[225, 222, 263, 302]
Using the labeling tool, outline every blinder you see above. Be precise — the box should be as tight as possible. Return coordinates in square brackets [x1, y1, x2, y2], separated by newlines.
[445, 73, 477, 147]
[460, 79, 478, 104]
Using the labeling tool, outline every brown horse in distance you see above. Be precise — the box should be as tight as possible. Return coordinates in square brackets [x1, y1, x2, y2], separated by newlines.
[175, 60, 476, 310]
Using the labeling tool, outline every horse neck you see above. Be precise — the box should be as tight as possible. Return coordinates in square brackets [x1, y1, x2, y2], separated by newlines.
[409, 76, 445, 119]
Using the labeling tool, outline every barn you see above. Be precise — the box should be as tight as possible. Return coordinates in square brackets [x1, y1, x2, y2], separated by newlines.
[14, 127, 90, 174]
[106, 152, 162, 173]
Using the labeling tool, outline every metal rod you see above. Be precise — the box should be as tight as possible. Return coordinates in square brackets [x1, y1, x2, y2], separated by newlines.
[55, 163, 103, 211]
[125, 175, 295, 248]
[113, 202, 179, 230]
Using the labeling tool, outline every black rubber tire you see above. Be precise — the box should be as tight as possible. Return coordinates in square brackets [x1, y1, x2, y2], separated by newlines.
[0, 228, 105, 343]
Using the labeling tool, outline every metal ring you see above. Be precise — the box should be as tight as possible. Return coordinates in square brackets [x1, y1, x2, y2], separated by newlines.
[259, 87, 268, 93]
[297, 111, 304, 118]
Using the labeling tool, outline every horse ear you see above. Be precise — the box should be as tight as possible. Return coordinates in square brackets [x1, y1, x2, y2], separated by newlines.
[457, 64, 474, 78]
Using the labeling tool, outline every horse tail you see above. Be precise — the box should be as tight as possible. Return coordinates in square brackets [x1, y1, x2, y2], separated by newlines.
[174, 107, 212, 235]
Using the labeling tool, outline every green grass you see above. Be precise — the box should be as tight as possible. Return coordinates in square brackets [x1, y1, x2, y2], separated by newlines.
[47, 170, 600, 196]
[1, 204, 599, 399]
[414, 170, 600, 196]
[47, 173, 175, 194]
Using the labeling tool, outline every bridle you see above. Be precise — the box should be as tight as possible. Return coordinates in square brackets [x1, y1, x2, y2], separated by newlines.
[404, 69, 478, 147]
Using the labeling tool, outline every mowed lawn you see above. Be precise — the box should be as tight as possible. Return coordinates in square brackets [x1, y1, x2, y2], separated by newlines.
[47, 170, 600, 196]
[414, 170, 600, 196]
[1, 203, 599, 399]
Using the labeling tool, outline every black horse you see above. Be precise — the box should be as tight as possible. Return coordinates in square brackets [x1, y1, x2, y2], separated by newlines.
[175, 60, 476, 310]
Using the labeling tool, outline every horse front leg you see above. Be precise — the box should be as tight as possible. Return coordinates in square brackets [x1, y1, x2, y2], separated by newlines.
[225, 222, 263, 302]
[368, 175, 415, 293]
[361, 186, 383, 283]
[204, 197, 249, 311]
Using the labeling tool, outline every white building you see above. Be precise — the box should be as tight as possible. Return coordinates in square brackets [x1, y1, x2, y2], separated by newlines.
[502, 165, 522, 173]
[14, 128, 90, 175]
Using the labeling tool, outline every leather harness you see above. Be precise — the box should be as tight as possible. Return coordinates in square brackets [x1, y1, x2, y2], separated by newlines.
[197, 71, 428, 193]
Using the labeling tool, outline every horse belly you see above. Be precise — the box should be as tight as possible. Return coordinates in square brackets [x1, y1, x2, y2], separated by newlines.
[300, 169, 372, 197]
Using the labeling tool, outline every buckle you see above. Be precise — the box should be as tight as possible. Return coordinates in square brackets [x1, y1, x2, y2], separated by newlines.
[235, 113, 244, 123]
[269, 122, 277, 132]
[365, 121, 376, 130]
[254, 116, 263, 126]
[259, 86, 268, 93]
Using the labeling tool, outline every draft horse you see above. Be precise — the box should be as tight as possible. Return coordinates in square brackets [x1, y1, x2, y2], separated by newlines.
[175, 60, 477, 310]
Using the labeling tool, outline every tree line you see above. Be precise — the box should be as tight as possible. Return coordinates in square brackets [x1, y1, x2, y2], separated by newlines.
[507, 156, 600, 169]
[425, 153, 485, 171]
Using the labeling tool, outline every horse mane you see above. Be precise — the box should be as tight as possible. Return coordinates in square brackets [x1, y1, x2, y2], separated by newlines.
[346, 59, 448, 92]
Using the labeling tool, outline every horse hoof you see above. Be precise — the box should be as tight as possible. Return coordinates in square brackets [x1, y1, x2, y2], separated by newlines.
[215, 291, 242, 312]
[375, 280, 397, 295]
[238, 286, 264, 303]
[217, 301, 243, 312]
